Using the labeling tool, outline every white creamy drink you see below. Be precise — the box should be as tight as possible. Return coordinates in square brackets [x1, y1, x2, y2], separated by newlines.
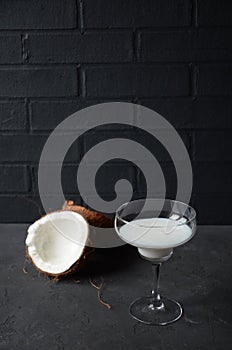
[119, 217, 192, 260]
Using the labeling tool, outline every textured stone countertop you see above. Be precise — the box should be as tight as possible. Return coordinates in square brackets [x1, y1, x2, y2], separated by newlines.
[0, 225, 231, 350]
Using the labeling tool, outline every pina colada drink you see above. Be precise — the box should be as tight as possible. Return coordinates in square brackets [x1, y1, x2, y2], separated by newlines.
[119, 218, 192, 260]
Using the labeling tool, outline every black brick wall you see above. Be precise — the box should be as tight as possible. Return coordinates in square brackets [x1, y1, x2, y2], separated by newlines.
[0, 0, 232, 224]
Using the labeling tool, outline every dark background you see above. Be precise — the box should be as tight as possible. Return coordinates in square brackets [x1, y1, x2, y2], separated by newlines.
[0, 0, 232, 224]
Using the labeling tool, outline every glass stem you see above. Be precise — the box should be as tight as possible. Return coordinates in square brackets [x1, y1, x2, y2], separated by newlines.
[151, 263, 162, 304]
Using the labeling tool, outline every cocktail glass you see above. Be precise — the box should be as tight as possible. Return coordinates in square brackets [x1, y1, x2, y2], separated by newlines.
[115, 199, 197, 325]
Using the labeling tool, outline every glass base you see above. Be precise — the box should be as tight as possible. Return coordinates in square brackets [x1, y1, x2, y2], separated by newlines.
[129, 296, 182, 325]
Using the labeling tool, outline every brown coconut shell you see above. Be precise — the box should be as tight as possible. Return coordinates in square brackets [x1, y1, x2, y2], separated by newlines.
[62, 200, 114, 228]
[25, 209, 93, 280]
[26, 204, 113, 280]
[25, 244, 93, 280]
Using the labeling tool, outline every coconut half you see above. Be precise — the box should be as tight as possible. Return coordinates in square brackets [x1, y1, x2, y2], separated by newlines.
[26, 211, 89, 277]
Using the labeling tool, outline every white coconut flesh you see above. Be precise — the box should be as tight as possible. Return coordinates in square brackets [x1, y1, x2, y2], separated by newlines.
[26, 211, 89, 274]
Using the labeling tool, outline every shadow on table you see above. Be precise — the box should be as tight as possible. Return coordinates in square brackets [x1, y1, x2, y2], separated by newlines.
[62, 244, 138, 282]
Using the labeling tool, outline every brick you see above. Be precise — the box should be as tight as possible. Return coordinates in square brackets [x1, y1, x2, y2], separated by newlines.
[192, 195, 232, 224]
[77, 162, 136, 195]
[0, 135, 81, 163]
[197, 64, 232, 96]
[0, 166, 29, 193]
[32, 162, 136, 195]
[136, 161, 178, 196]
[82, 129, 191, 162]
[0, 35, 21, 63]
[0, 0, 77, 29]
[0, 195, 82, 223]
[194, 131, 232, 161]
[139, 29, 232, 62]
[0, 101, 27, 131]
[82, 129, 138, 156]
[31, 164, 80, 195]
[85, 66, 189, 98]
[30, 100, 134, 131]
[198, 0, 232, 26]
[0, 196, 42, 223]
[30, 100, 82, 131]
[139, 98, 232, 129]
[194, 163, 232, 193]
[135, 130, 191, 161]
[27, 32, 133, 63]
[0, 67, 77, 97]
[84, 0, 191, 28]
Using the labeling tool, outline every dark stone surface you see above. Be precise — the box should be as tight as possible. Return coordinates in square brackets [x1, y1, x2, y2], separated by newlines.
[0, 225, 231, 349]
